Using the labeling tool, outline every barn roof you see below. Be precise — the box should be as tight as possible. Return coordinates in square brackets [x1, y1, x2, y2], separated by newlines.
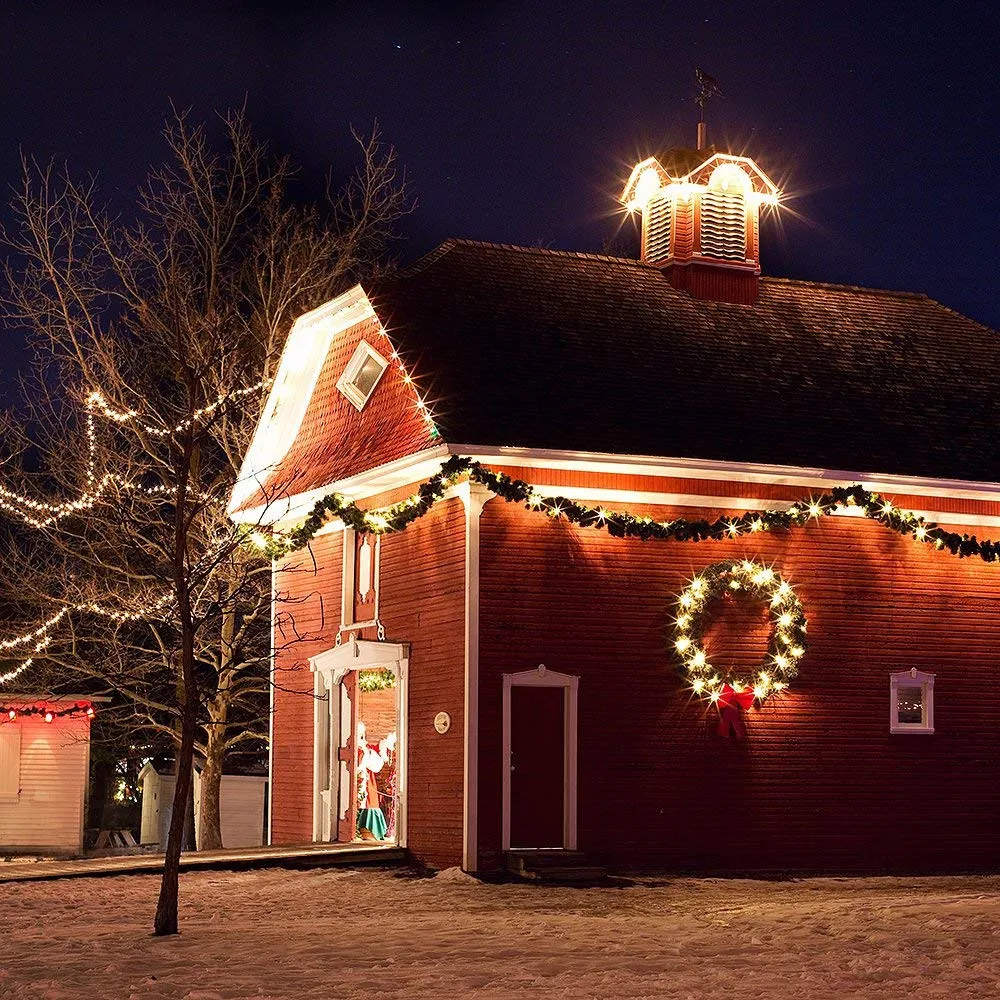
[366, 240, 1000, 484]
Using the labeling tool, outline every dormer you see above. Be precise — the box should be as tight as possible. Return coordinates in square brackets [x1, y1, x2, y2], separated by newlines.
[621, 149, 779, 305]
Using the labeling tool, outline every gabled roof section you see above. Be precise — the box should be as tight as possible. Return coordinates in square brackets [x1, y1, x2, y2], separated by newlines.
[621, 150, 778, 205]
[229, 284, 437, 517]
[233, 238, 1000, 522]
[369, 240, 1000, 484]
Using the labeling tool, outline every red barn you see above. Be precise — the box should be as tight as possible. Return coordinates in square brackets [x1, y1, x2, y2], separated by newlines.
[231, 146, 1000, 875]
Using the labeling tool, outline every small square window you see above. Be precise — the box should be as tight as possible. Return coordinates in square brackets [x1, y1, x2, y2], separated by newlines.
[336, 341, 389, 411]
[890, 669, 934, 734]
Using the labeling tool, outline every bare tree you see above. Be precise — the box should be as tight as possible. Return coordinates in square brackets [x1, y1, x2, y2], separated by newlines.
[0, 108, 408, 934]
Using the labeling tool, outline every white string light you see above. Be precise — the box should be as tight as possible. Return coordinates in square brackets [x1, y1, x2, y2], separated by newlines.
[0, 381, 268, 529]
[0, 592, 175, 685]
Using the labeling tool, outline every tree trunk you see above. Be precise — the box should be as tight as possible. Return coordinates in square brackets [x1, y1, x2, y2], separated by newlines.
[153, 680, 197, 935]
[86, 758, 113, 832]
[198, 730, 225, 850]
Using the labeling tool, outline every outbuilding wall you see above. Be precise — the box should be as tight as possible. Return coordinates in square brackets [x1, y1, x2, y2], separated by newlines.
[0, 713, 90, 854]
[476, 472, 1000, 874]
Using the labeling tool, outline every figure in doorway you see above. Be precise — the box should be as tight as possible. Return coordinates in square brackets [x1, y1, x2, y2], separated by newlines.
[356, 721, 388, 840]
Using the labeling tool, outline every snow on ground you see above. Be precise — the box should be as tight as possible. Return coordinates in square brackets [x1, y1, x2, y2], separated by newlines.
[2, 867, 1000, 999]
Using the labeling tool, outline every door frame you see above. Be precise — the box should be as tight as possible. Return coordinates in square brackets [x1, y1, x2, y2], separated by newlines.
[502, 664, 579, 852]
[310, 638, 409, 847]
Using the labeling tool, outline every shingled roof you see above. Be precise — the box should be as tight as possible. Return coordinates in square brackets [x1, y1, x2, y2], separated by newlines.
[368, 240, 1000, 483]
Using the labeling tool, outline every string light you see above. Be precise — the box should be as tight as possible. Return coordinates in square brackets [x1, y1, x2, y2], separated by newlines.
[0, 593, 173, 685]
[0, 701, 96, 724]
[1, 382, 267, 530]
[668, 560, 807, 703]
[262, 456, 1000, 568]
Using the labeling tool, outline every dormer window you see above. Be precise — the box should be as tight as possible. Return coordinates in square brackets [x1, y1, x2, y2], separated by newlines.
[337, 341, 389, 411]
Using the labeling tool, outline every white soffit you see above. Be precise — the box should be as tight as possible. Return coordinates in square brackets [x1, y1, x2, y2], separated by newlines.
[228, 286, 377, 516]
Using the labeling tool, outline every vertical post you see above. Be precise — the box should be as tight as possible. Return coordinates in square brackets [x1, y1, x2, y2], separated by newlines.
[458, 480, 494, 872]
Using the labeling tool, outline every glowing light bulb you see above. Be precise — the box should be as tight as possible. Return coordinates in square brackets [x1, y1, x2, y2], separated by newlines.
[44, 711, 53, 723]
[634, 167, 661, 207]
[691, 650, 706, 668]
[778, 612, 793, 627]
[675, 637, 691, 652]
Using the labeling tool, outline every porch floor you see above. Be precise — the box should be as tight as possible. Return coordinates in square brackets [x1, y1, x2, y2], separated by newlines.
[0, 841, 404, 883]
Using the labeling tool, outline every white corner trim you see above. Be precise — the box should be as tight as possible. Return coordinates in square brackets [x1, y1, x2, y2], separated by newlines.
[501, 665, 580, 853]
[457, 480, 494, 873]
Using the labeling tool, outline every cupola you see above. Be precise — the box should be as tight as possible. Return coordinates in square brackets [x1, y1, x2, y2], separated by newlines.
[621, 147, 779, 305]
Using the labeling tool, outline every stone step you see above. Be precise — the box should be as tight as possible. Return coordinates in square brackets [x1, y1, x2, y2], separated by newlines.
[517, 864, 608, 883]
[505, 850, 607, 883]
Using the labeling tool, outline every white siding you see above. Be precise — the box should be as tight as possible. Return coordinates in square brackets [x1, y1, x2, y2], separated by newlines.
[216, 776, 267, 849]
[141, 770, 267, 849]
[0, 715, 90, 853]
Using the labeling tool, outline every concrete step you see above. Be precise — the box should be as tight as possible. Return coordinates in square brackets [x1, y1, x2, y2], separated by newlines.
[505, 850, 607, 883]
[518, 864, 608, 883]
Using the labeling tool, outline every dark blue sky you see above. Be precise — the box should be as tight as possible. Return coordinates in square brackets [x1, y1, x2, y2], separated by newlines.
[1, 0, 997, 401]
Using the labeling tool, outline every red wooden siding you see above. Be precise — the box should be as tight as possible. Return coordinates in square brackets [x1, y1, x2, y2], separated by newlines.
[270, 497, 467, 869]
[271, 532, 343, 845]
[245, 312, 436, 510]
[379, 498, 467, 869]
[477, 491, 1000, 873]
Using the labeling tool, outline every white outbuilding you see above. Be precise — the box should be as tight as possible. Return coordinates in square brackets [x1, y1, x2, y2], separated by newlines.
[0, 696, 100, 855]
[139, 762, 267, 850]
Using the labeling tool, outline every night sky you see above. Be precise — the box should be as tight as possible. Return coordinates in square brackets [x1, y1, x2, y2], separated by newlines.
[2, 1, 997, 401]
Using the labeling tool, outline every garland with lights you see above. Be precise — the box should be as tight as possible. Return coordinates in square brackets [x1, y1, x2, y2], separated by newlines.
[670, 560, 806, 703]
[358, 668, 397, 692]
[1, 702, 95, 724]
[260, 456, 1000, 565]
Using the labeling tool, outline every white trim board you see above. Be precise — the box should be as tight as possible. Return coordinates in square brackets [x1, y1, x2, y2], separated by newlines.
[234, 443, 1000, 529]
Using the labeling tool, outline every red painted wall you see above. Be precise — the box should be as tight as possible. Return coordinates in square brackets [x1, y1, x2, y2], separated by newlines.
[271, 532, 343, 845]
[270, 497, 467, 869]
[477, 487, 1000, 874]
[379, 497, 467, 869]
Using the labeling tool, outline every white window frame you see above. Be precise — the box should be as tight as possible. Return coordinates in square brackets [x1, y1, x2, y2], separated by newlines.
[336, 340, 389, 411]
[890, 668, 935, 734]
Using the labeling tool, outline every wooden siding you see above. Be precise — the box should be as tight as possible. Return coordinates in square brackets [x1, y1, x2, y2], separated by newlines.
[247, 313, 437, 508]
[379, 498, 467, 869]
[270, 498, 467, 869]
[0, 715, 90, 853]
[478, 489, 1000, 873]
[271, 532, 344, 845]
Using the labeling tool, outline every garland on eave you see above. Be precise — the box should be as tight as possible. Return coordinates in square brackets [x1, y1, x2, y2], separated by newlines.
[257, 455, 1000, 564]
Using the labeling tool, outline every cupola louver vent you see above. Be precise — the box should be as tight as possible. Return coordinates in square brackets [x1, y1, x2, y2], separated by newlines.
[643, 192, 672, 263]
[699, 191, 747, 261]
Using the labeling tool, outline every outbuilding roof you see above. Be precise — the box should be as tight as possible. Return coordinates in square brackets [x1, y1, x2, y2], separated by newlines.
[368, 240, 1000, 483]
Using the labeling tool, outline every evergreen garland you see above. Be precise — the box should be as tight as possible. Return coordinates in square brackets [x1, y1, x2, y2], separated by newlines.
[260, 457, 1000, 565]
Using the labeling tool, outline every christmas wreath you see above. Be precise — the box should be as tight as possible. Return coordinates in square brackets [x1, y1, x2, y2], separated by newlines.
[670, 560, 807, 702]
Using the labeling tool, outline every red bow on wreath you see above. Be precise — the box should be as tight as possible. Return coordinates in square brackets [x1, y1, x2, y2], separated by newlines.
[716, 684, 755, 738]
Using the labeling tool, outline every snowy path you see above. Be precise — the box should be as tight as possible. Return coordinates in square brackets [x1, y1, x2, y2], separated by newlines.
[2, 867, 999, 998]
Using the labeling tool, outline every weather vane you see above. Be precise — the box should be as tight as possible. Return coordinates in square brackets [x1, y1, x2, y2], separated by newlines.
[694, 68, 722, 148]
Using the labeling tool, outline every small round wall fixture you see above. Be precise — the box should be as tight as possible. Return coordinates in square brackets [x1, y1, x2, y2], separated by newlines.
[670, 559, 807, 702]
[433, 711, 451, 734]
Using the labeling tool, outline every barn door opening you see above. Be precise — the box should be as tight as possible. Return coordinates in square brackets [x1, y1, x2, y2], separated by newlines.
[502, 665, 579, 852]
[312, 640, 409, 848]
